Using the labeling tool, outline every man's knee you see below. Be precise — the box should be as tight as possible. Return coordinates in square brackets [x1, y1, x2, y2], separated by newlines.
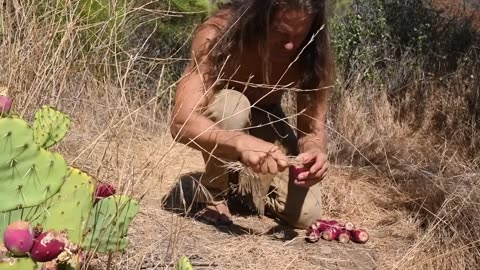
[267, 174, 323, 229]
[292, 193, 323, 229]
[203, 89, 251, 130]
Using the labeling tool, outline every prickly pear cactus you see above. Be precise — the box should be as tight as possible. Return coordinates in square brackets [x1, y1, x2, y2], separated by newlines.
[176, 256, 193, 270]
[33, 106, 71, 149]
[0, 116, 68, 212]
[82, 195, 139, 253]
[40, 167, 95, 244]
[0, 104, 140, 269]
[0, 257, 36, 270]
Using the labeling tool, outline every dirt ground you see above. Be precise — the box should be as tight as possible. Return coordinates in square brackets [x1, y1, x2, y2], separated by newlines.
[119, 139, 377, 270]
[65, 130, 417, 270]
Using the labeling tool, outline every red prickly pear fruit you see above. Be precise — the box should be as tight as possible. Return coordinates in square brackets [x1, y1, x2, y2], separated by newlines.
[0, 95, 11, 115]
[305, 227, 320, 243]
[94, 182, 116, 203]
[30, 231, 66, 262]
[321, 227, 340, 241]
[351, 229, 369, 244]
[3, 221, 35, 256]
[327, 220, 341, 227]
[344, 222, 355, 231]
[315, 219, 330, 232]
[289, 165, 308, 180]
[336, 229, 351, 243]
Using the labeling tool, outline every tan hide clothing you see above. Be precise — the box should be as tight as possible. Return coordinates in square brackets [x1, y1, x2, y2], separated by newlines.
[197, 89, 323, 229]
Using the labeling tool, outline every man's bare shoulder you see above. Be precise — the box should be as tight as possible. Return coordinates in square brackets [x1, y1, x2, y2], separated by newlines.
[190, 9, 233, 57]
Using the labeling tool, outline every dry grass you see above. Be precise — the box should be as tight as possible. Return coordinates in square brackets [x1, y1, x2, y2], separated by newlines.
[1, 1, 480, 270]
[328, 70, 480, 269]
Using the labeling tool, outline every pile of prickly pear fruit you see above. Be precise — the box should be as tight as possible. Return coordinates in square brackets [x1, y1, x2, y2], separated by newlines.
[305, 219, 369, 244]
[0, 94, 140, 270]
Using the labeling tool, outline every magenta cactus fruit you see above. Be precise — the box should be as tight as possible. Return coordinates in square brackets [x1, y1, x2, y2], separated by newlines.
[315, 219, 331, 232]
[30, 231, 66, 262]
[336, 229, 351, 243]
[344, 222, 355, 231]
[3, 221, 35, 256]
[289, 165, 308, 180]
[0, 95, 11, 115]
[306, 226, 320, 243]
[321, 226, 340, 241]
[351, 229, 369, 244]
[94, 182, 116, 203]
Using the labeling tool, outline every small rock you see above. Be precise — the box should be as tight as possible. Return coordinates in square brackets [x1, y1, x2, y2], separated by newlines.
[320, 245, 333, 255]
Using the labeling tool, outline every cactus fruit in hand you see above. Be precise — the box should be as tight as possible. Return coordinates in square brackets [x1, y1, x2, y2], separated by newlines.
[33, 106, 71, 149]
[30, 231, 67, 262]
[2, 221, 34, 256]
[0, 117, 68, 212]
[82, 195, 139, 253]
[289, 165, 307, 180]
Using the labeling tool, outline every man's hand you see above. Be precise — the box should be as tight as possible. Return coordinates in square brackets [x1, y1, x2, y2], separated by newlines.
[293, 148, 329, 187]
[237, 138, 290, 174]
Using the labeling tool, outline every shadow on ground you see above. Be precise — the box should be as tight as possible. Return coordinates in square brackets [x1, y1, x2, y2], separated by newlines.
[160, 171, 300, 240]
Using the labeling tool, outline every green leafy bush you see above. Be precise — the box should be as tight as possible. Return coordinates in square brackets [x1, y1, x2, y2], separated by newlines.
[331, 0, 479, 87]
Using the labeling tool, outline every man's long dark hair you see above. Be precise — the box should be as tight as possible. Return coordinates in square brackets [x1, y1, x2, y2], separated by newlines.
[197, 0, 335, 91]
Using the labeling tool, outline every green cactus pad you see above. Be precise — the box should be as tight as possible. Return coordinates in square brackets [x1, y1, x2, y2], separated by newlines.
[0, 257, 36, 270]
[0, 206, 44, 243]
[33, 106, 71, 148]
[176, 256, 193, 270]
[81, 195, 139, 253]
[40, 167, 95, 244]
[0, 117, 68, 212]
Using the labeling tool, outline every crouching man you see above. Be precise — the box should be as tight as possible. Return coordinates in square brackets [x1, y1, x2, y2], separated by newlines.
[169, 0, 336, 229]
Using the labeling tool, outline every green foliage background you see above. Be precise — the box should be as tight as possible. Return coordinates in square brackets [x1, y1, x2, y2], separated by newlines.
[24, 0, 477, 128]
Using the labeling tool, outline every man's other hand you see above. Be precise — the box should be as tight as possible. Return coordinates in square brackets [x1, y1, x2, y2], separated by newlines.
[293, 149, 329, 187]
[238, 139, 290, 175]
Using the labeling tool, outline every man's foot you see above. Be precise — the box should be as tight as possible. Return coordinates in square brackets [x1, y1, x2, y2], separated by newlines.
[197, 201, 233, 226]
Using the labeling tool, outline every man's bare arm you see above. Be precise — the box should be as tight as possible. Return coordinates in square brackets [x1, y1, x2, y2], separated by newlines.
[296, 87, 330, 154]
[170, 25, 252, 161]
